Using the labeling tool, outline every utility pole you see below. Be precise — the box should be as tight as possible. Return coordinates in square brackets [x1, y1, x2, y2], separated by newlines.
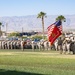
[0, 22, 2, 37]
[22, 27, 23, 40]
[6, 23, 8, 36]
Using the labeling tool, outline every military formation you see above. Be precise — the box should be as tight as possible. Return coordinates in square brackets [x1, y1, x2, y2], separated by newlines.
[54, 36, 75, 54]
[0, 36, 75, 54]
[0, 39, 50, 51]
[0, 40, 21, 49]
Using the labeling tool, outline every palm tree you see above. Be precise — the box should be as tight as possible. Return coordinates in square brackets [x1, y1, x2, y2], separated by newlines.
[37, 11, 47, 39]
[56, 15, 66, 23]
[56, 15, 66, 38]
[0, 22, 2, 37]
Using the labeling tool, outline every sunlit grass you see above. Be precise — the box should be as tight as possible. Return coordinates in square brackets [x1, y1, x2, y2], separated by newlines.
[0, 49, 75, 75]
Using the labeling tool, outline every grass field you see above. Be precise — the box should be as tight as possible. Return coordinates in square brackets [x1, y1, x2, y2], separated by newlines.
[0, 49, 75, 75]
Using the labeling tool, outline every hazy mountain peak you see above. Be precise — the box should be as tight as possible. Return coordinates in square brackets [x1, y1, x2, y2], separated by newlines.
[0, 15, 75, 32]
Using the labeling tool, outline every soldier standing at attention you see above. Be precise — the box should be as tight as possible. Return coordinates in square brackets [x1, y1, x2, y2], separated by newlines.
[58, 37, 63, 54]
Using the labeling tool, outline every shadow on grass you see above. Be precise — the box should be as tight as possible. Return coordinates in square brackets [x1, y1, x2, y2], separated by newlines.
[0, 69, 43, 75]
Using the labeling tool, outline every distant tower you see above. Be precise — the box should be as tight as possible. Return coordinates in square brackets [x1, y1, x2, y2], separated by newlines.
[6, 23, 8, 36]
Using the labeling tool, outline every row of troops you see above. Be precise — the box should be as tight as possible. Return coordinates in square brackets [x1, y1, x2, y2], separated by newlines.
[0, 40, 21, 49]
[0, 40, 51, 50]
[30, 36, 75, 54]
[0, 40, 50, 50]
[0, 36, 75, 54]
[54, 36, 75, 54]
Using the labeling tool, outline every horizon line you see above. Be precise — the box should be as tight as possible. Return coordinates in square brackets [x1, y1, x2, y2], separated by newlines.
[0, 14, 75, 17]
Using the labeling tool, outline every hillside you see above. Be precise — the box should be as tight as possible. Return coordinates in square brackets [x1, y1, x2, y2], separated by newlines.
[0, 15, 75, 32]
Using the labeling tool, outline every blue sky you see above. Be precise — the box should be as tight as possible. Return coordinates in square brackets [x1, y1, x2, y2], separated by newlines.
[0, 0, 75, 16]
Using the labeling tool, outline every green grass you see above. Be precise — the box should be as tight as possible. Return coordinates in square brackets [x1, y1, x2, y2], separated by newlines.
[0, 49, 75, 75]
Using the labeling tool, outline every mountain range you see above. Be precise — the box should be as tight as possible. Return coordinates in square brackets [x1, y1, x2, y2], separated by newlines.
[0, 15, 75, 32]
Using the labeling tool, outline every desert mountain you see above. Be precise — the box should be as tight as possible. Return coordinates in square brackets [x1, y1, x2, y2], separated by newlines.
[0, 15, 75, 32]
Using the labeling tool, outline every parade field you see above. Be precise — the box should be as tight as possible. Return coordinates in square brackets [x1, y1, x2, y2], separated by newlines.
[0, 50, 75, 75]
